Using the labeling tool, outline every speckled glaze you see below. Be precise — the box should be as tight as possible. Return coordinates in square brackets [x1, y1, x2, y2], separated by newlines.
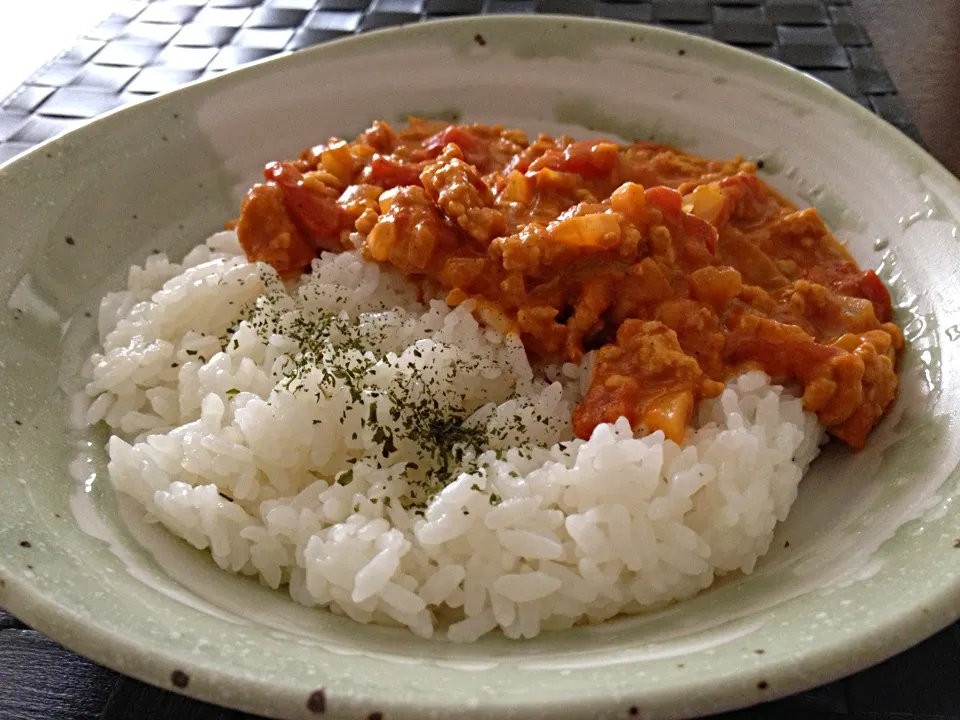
[1, 15, 960, 720]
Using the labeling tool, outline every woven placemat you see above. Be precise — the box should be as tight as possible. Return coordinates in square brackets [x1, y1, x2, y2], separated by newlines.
[1, 2, 954, 719]
[0, 0, 923, 166]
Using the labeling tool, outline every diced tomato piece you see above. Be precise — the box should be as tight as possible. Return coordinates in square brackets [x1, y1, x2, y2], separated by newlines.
[806, 262, 894, 323]
[531, 140, 619, 178]
[725, 337, 841, 382]
[264, 160, 301, 187]
[505, 153, 532, 175]
[283, 186, 341, 243]
[424, 126, 481, 156]
[571, 379, 638, 440]
[681, 213, 718, 255]
[719, 172, 764, 195]
[644, 186, 684, 213]
[853, 270, 893, 323]
[411, 126, 496, 171]
[237, 183, 315, 277]
[365, 155, 425, 189]
[645, 186, 717, 256]
[559, 141, 619, 176]
[263, 161, 341, 246]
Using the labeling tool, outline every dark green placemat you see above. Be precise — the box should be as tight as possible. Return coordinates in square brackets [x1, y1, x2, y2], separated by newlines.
[1, 2, 954, 719]
[0, 0, 923, 165]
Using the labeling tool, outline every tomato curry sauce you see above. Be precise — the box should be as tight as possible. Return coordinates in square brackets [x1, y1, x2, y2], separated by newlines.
[233, 118, 903, 450]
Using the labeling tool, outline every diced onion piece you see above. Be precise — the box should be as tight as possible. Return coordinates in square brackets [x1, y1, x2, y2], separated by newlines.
[610, 182, 647, 223]
[681, 184, 725, 225]
[500, 170, 532, 204]
[302, 170, 341, 191]
[549, 213, 622, 249]
[643, 391, 694, 444]
[531, 167, 574, 191]
[320, 141, 355, 185]
[366, 217, 397, 261]
[476, 300, 518, 334]
[378, 187, 402, 214]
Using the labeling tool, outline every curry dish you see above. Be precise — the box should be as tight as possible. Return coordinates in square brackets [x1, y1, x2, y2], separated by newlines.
[233, 118, 902, 450]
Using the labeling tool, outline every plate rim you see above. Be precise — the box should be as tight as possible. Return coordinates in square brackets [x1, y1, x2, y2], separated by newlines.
[1, 13, 960, 720]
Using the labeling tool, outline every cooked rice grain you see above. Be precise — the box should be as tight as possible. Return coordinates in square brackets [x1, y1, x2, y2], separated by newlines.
[83, 231, 823, 641]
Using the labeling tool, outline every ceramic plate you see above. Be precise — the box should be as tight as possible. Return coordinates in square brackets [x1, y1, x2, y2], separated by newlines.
[1, 15, 959, 720]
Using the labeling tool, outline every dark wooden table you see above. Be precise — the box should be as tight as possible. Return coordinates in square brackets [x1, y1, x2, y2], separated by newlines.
[1, 1, 959, 719]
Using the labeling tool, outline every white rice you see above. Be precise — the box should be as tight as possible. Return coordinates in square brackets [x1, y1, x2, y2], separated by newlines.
[82, 230, 824, 641]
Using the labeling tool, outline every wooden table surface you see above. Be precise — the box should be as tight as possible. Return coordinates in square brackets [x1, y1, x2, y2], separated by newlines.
[855, 0, 960, 177]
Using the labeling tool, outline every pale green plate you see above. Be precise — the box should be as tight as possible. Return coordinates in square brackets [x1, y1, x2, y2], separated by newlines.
[1, 15, 960, 720]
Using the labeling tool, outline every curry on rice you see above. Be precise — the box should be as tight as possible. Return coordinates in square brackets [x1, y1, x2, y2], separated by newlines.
[233, 118, 902, 450]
